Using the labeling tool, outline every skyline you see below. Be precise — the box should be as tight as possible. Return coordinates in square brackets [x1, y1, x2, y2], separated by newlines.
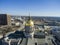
[0, 0, 60, 17]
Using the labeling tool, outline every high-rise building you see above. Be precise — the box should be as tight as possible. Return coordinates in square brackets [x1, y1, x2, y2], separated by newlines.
[0, 14, 11, 25]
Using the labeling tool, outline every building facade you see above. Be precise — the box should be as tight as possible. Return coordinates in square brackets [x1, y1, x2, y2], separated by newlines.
[0, 14, 11, 25]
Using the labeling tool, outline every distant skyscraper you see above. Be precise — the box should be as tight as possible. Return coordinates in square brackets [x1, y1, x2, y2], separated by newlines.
[0, 14, 11, 25]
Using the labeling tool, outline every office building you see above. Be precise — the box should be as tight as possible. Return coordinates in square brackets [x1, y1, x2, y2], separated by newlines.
[0, 14, 11, 25]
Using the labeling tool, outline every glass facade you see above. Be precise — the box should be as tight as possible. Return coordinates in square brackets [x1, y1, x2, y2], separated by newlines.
[0, 14, 7, 25]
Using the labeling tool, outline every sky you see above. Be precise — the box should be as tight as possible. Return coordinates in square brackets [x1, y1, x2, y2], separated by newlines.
[0, 0, 60, 16]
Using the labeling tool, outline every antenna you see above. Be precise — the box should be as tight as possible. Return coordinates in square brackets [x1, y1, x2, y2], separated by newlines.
[28, 12, 31, 20]
[29, 12, 30, 17]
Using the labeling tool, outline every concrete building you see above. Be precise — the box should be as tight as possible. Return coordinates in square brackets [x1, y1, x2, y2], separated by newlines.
[0, 14, 11, 26]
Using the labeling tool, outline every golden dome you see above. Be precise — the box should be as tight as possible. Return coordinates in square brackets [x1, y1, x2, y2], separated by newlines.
[25, 19, 34, 26]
